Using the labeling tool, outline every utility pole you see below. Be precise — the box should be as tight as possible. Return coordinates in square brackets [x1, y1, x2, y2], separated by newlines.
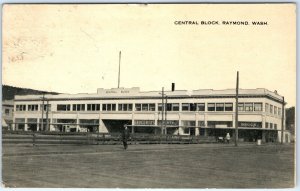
[235, 71, 239, 146]
[41, 94, 45, 131]
[281, 96, 285, 144]
[45, 99, 49, 131]
[118, 51, 121, 88]
[161, 87, 164, 135]
[165, 96, 168, 135]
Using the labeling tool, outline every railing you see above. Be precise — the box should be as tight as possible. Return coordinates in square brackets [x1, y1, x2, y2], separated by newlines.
[2, 130, 216, 146]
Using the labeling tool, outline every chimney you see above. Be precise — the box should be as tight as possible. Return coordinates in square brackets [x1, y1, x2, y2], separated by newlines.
[172, 83, 175, 91]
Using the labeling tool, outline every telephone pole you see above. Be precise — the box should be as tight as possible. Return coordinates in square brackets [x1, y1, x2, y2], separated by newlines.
[235, 71, 239, 146]
[281, 96, 285, 144]
[118, 51, 121, 88]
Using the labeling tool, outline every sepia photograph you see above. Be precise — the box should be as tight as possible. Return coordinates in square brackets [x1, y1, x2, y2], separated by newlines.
[1, 3, 296, 188]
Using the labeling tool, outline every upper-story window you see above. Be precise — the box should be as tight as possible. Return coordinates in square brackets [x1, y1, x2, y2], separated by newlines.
[197, 103, 205, 111]
[254, 103, 262, 111]
[278, 108, 282, 116]
[57, 104, 71, 111]
[87, 104, 100, 111]
[216, 103, 224, 111]
[244, 103, 253, 111]
[28, 104, 38, 111]
[102, 104, 116, 111]
[118, 104, 133, 111]
[135, 103, 156, 111]
[207, 103, 215, 111]
[238, 103, 244, 111]
[265, 103, 269, 113]
[274, 106, 278, 115]
[73, 104, 85, 111]
[16, 105, 26, 111]
[270, 105, 273, 114]
[172, 103, 179, 111]
[135, 104, 142, 111]
[41, 104, 51, 111]
[181, 103, 197, 111]
[225, 103, 233, 111]
[159, 103, 178, 111]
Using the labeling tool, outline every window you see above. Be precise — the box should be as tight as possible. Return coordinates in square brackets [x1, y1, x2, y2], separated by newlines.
[102, 104, 116, 111]
[265, 103, 269, 113]
[172, 103, 179, 111]
[73, 104, 85, 111]
[265, 122, 269, 128]
[41, 104, 51, 111]
[198, 121, 205, 127]
[278, 108, 282, 116]
[16, 105, 26, 111]
[190, 103, 197, 111]
[166, 103, 172, 111]
[149, 104, 155, 111]
[87, 104, 100, 111]
[208, 103, 215, 111]
[182, 103, 189, 111]
[238, 103, 244, 111]
[135, 104, 141, 111]
[118, 104, 133, 111]
[142, 104, 149, 111]
[158, 103, 163, 111]
[274, 106, 277, 115]
[197, 103, 205, 111]
[274, 124, 277, 130]
[270, 105, 273, 114]
[216, 103, 224, 111]
[5, 109, 10, 115]
[225, 103, 233, 111]
[57, 104, 71, 111]
[183, 128, 190, 134]
[270, 123, 273, 129]
[28, 104, 38, 111]
[254, 103, 262, 111]
[244, 103, 253, 111]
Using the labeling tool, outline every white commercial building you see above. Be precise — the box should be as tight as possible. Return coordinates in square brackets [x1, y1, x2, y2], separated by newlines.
[12, 87, 289, 142]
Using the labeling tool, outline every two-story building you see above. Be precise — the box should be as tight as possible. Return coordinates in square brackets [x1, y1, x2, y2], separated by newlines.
[12, 87, 289, 142]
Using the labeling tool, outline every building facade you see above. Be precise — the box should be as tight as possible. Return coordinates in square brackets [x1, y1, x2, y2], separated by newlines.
[2, 100, 14, 130]
[12, 87, 289, 142]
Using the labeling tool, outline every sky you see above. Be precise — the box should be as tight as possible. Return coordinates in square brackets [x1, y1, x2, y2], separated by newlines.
[2, 4, 296, 106]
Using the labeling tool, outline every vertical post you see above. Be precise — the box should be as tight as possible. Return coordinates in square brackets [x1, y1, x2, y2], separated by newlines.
[165, 96, 168, 135]
[41, 94, 45, 131]
[161, 87, 164, 134]
[118, 51, 121, 88]
[235, 71, 239, 146]
[281, 96, 285, 144]
[45, 99, 49, 131]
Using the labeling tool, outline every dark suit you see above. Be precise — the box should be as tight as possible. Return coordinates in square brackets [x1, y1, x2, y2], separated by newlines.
[121, 128, 130, 149]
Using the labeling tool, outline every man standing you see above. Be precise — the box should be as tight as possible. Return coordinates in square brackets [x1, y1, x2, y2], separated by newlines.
[226, 132, 231, 144]
[121, 124, 130, 150]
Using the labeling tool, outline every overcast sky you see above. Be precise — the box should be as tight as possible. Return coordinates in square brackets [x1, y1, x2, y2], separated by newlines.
[2, 4, 296, 106]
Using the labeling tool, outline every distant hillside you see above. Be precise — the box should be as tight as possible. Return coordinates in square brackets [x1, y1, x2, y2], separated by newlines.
[2, 85, 60, 100]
